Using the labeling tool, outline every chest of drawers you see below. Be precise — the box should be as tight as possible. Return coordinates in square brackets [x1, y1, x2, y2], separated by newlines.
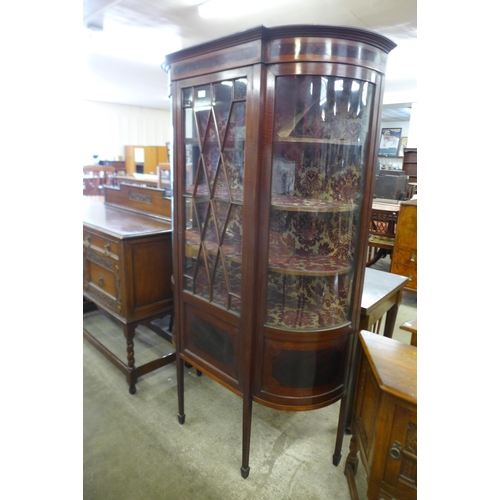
[345, 331, 417, 499]
[83, 185, 174, 394]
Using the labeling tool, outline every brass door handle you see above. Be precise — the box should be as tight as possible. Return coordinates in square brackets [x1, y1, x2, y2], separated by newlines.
[389, 441, 402, 460]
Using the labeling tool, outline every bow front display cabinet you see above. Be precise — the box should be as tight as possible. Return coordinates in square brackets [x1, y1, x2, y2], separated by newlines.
[163, 25, 396, 478]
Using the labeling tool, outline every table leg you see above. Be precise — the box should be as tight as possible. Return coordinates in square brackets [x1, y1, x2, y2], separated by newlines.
[123, 323, 137, 394]
[382, 290, 403, 338]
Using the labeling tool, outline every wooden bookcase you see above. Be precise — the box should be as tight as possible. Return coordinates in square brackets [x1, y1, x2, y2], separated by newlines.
[402, 147, 417, 183]
[164, 25, 396, 478]
[125, 145, 169, 174]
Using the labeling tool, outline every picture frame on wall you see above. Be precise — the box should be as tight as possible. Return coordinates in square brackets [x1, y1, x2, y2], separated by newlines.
[398, 136, 408, 156]
[378, 127, 402, 157]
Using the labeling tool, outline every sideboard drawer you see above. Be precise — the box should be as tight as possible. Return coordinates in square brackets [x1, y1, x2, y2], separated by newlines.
[83, 230, 119, 259]
[87, 257, 118, 299]
[83, 247, 122, 313]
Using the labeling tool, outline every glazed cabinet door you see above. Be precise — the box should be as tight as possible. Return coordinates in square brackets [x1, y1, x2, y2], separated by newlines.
[174, 68, 256, 390]
[254, 65, 383, 409]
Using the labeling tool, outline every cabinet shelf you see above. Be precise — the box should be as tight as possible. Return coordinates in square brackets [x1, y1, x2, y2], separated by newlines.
[185, 184, 244, 203]
[275, 136, 360, 146]
[271, 194, 357, 213]
[266, 292, 349, 330]
[186, 230, 350, 277]
[268, 247, 351, 276]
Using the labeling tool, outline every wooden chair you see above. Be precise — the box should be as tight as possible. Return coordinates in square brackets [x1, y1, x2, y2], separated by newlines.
[83, 165, 116, 196]
[366, 201, 399, 267]
[157, 163, 171, 194]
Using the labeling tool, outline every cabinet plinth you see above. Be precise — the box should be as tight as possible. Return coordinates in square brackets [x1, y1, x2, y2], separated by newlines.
[164, 24, 396, 477]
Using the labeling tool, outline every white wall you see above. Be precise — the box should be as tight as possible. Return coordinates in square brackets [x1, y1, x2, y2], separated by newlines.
[82, 100, 172, 165]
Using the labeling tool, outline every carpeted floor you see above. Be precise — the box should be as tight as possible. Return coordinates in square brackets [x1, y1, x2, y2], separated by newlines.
[83, 256, 416, 499]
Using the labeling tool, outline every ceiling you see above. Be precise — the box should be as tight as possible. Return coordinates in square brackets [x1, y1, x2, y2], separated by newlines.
[82, 0, 417, 121]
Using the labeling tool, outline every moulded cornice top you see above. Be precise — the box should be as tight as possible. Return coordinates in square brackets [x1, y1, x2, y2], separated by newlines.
[163, 24, 397, 66]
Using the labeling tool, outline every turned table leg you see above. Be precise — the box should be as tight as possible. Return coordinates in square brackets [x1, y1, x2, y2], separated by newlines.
[123, 323, 137, 394]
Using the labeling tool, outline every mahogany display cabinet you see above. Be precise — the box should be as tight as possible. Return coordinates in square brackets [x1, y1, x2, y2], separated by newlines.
[163, 25, 396, 478]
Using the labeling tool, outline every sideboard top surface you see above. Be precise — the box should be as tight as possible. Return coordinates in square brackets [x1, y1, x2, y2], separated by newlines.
[359, 330, 417, 404]
[83, 196, 171, 239]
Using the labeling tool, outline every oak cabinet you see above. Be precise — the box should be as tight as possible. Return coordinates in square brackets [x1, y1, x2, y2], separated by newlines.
[164, 25, 396, 477]
[391, 199, 417, 292]
[125, 145, 169, 174]
[345, 330, 417, 500]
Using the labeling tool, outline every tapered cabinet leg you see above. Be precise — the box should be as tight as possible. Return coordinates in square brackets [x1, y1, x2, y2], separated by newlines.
[333, 395, 348, 466]
[241, 396, 252, 478]
[177, 354, 185, 424]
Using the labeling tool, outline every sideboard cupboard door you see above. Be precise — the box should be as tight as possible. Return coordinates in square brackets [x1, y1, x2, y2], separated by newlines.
[164, 25, 396, 478]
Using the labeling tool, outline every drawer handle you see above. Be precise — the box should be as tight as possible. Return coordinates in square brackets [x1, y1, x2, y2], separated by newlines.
[389, 441, 402, 460]
[85, 236, 91, 247]
[408, 274, 413, 282]
[104, 243, 111, 256]
[98, 275, 105, 288]
[410, 253, 416, 262]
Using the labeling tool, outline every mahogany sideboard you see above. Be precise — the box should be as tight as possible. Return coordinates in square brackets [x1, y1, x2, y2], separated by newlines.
[83, 184, 174, 394]
[345, 330, 417, 499]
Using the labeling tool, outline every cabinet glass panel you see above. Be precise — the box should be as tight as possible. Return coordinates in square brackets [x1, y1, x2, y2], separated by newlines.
[266, 75, 374, 330]
[182, 78, 247, 314]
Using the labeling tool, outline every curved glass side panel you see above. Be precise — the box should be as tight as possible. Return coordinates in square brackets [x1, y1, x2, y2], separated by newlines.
[265, 75, 374, 331]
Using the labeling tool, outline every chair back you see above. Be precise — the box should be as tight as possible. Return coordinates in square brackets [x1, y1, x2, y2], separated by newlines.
[157, 163, 171, 194]
[83, 165, 116, 196]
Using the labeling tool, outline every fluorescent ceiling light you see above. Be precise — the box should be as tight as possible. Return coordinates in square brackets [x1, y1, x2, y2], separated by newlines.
[198, 0, 287, 18]
[84, 19, 182, 65]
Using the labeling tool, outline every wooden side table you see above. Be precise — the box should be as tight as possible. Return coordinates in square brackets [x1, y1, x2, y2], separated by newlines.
[360, 268, 408, 337]
[345, 268, 408, 431]
[345, 331, 417, 500]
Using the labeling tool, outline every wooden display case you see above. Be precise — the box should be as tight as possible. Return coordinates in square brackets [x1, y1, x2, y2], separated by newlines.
[164, 25, 396, 478]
